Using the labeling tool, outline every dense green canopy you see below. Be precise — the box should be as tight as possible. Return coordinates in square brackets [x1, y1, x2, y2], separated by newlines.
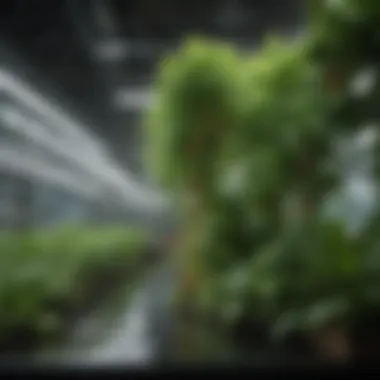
[145, 0, 380, 340]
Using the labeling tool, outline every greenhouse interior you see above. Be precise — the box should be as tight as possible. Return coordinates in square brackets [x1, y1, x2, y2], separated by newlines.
[0, 0, 378, 370]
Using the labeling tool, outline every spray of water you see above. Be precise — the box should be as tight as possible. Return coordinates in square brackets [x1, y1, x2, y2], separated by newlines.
[0, 107, 165, 211]
[0, 68, 169, 214]
[0, 70, 106, 156]
[0, 141, 102, 200]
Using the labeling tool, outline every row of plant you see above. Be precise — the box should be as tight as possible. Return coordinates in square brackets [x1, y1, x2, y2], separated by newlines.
[145, 0, 380, 363]
[0, 225, 149, 350]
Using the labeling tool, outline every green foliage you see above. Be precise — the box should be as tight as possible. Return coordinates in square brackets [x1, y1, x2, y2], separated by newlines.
[144, 37, 243, 191]
[145, 3, 380, 342]
[0, 226, 148, 340]
[308, 0, 380, 66]
[308, 0, 380, 128]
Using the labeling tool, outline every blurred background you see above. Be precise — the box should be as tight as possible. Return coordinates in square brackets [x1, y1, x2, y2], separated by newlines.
[1, 0, 365, 368]
[0, 0, 303, 229]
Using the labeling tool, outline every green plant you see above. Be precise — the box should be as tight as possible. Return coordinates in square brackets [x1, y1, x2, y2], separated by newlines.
[0, 226, 149, 341]
[145, 1, 380, 348]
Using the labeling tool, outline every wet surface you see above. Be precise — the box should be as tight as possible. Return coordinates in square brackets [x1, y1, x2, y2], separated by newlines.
[35, 261, 178, 366]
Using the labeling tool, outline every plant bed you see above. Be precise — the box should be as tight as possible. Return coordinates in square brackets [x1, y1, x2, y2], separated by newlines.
[0, 226, 151, 354]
